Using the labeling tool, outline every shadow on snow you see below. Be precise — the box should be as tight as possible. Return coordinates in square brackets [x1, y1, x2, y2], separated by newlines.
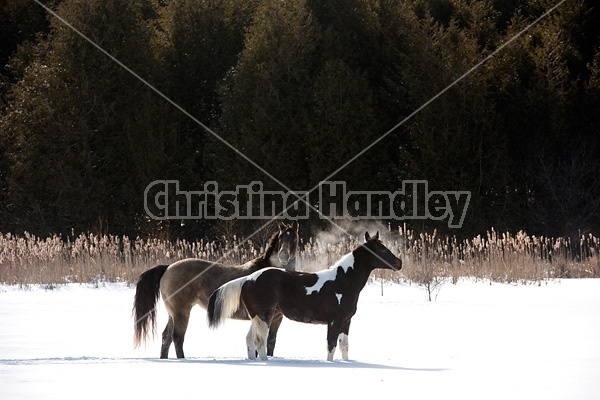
[0, 356, 447, 372]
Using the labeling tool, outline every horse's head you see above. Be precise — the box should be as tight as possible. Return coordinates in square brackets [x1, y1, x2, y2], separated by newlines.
[276, 221, 299, 269]
[362, 231, 402, 271]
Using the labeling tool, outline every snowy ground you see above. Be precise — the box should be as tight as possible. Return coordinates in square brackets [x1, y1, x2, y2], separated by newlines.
[1, 278, 599, 399]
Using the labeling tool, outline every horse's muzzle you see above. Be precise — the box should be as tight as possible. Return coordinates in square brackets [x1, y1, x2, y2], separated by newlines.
[391, 258, 402, 271]
[278, 249, 290, 266]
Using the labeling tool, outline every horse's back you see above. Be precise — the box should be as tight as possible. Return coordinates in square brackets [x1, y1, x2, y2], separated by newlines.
[243, 268, 356, 324]
[160, 258, 223, 309]
[246, 268, 317, 291]
[161, 258, 213, 286]
[161, 258, 263, 311]
[242, 269, 328, 321]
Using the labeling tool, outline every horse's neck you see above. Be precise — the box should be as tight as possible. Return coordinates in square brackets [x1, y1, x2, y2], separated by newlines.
[347, 264, 373, 290]
[244, 256, 270, 273]
[262, 234, 279, 261]
[335, 253, 374, 292]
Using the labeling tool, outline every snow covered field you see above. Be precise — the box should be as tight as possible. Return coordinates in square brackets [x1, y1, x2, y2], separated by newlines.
[1, 278, 599, 399]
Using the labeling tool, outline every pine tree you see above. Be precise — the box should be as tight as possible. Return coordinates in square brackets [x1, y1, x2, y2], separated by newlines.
[0, 0, 167, 235]
[215, 0, 319, 192]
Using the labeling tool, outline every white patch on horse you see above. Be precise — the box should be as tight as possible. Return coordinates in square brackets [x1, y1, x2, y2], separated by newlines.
[335, 252, 355, 273]
[247, 267, 279, 282]
[327, 347, 336, 362]
[338, 333, 349, 360]
[305, 253, 355, 295]
[246, 316, 269, 361]
[335, 293, 342, 304]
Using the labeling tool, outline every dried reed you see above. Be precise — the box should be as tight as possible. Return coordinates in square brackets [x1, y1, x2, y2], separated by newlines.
[0, 227, 598, 286]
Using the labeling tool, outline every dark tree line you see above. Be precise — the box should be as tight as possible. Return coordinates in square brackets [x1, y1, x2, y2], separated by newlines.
[1, 0, 599, 240]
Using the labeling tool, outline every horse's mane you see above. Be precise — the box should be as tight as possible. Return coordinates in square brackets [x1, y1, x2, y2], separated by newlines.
[261, 230, 280, 261]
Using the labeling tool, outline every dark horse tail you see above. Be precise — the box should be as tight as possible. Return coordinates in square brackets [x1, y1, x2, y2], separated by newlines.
[133, 264, 169, 348]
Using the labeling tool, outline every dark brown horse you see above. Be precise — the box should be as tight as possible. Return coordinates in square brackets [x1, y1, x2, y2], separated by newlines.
[133, 221, 299, 359]
[208, 231, 402, 361]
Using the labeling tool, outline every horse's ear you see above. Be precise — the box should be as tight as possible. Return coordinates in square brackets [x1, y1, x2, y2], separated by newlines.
[292, 220, 299, 231]
[374, 231, 379, 240]
[279, 221, 286, 231]
[365, 231, 371, 242]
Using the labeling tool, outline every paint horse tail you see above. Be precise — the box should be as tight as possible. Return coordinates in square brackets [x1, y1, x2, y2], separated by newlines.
[133, 264, 169, 348]
[207, 276, 247, 329]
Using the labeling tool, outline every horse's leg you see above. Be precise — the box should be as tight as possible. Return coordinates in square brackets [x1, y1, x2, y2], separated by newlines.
[246, 321, 257, 360]
[253, 316, 270, 361]
[172, 310, 190, 359]
[338, 320, 351, 361]
[160, 316, 174, 359]
[246, 315, 271, 361]
[266, 312, 283, 357]
[326, 320, 343, 361]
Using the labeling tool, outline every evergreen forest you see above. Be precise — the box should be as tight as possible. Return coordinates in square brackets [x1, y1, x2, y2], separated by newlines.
[1, 0, 599, 241]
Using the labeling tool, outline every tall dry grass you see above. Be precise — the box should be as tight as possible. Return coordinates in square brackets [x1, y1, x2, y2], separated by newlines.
[0, 231, 261, 287]
[0, 227, 598, 287]
[372, 227, 599, 285]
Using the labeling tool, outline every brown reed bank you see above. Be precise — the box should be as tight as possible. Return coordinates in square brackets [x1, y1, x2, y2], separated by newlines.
[0, 228, 598, 287]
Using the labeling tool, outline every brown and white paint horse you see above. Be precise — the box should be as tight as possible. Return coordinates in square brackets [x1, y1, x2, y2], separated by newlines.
[207, 231, 402, 361]
[133, 221, 299, 358]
